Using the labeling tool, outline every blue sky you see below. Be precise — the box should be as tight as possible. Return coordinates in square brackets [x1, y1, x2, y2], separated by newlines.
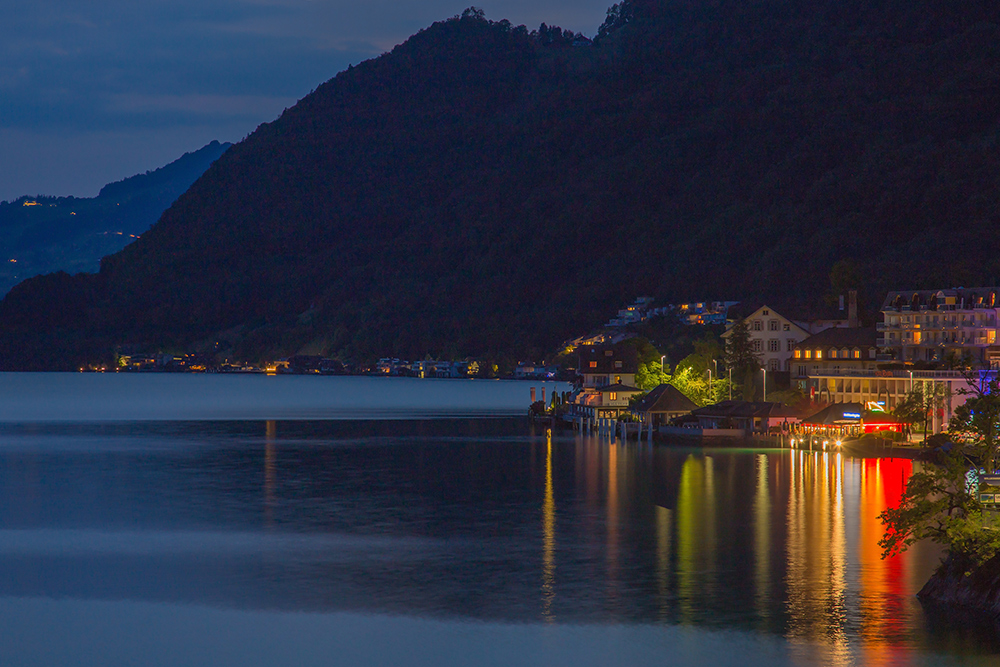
[0, 1, 611, 202]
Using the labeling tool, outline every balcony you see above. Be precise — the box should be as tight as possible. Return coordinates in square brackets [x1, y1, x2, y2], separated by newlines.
[876, 323, 889, 331]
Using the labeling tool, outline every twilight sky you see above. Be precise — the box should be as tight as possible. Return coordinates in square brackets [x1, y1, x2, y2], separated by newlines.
[0, 0, 611, 202]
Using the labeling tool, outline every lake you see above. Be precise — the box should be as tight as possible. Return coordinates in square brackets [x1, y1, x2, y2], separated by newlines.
[0, 374, 996, 666]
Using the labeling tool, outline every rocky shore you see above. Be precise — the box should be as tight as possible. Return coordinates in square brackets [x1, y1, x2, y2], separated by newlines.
[918, 553, 1000, 619]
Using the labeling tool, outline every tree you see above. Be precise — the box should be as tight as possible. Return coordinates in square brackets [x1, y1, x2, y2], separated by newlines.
[892, 381, 949, 442]
[725, 318, 759, 400]
[880, 372, 1000, 570]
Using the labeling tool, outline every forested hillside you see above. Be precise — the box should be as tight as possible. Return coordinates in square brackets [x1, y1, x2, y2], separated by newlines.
[2, 0, 1000, 369]
[0, 141, 230, 296]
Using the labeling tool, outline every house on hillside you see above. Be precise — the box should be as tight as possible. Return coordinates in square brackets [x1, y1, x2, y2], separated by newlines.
[570, 343, 642, 424]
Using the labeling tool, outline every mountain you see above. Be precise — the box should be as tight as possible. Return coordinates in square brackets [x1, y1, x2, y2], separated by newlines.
[2, 1, 1000, 370]
[0, 141, 230, 296]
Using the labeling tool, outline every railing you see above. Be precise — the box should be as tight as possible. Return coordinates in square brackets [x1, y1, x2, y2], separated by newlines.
[809, 368, 976, 379]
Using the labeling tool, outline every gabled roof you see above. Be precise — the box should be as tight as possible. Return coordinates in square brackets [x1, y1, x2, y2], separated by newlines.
[632, 383, 698, 414]
[723, 304, 809, 337]
[794, 327, 877, 349]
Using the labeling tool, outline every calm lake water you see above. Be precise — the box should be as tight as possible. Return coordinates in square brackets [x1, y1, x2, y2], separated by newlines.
[0, 374, 996, 666]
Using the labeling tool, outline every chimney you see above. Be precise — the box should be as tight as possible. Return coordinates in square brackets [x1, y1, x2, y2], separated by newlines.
[848, 290, 858, 328]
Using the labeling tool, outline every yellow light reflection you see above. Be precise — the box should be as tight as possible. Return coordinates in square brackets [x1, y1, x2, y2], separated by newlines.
[656, 504, 672, 621]
[754, 453, 771, 628]
[784, 449, 850, 665]
[676, 454, 716, 623]
[542, 428, 556, 622]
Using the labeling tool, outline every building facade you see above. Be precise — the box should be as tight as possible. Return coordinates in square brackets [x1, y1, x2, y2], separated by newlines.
[879, 288, 1000, 366]
[724, 304, 811, 372]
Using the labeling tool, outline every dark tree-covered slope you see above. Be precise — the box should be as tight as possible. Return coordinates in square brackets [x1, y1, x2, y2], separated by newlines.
[0, 141, 230, 296]
[2, 1, 1000, 369]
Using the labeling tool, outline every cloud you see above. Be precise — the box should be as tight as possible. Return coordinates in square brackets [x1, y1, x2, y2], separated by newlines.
[0, 0, 611, 197]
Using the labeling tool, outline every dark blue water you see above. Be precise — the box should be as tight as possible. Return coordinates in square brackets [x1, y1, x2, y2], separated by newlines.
[0, 375, 995, 666]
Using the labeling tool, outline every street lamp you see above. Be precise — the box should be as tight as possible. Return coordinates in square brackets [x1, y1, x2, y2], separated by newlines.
[661, 355, 666, 375]
[729, 367, 732, 400]
[908, 370, 914, 393]
[762, 368, 767, 402]
[707, 367, 712, 403]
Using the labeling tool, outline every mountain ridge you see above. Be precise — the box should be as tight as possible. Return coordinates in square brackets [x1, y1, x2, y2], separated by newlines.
[2, 1, 1000, 369]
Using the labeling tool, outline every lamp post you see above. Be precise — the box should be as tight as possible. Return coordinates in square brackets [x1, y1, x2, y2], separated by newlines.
[729, 367, 732, 401]
[707, 367, 712, 403]
[762, 368, 767, 402]
[908, 370, 914, 393]
[661, 355, 666, 376]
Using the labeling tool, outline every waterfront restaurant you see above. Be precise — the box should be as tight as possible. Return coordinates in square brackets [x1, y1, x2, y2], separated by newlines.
[799, 402, 907, 438]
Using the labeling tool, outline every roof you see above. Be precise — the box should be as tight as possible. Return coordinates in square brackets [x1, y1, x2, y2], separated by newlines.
[794, 327, 877, 350]
[632, 383, 698, 414]
[691, 400, 802, 419]
[881, 287, 1000, 311]
[577, 344, 638, 374]
[801, 402, 905, 425]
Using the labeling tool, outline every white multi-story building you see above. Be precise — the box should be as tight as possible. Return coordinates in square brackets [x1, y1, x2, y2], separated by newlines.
[879, 288, 1000, 366]
[724, 304, 811, 372]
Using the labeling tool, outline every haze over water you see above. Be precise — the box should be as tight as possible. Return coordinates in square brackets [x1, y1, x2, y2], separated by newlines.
[0, 374, 995, 666]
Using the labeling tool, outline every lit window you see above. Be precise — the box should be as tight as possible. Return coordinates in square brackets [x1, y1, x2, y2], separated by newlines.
[609, 392, 617, 401]
[783, 323, 790, 331]
[854, 349, 860, 359]
[804, 350, 812, 359]
[614, 361, 622, 369]
[589, 361, 597, 368]
[794, 350, 801, 359]
[829, 350, 837, 359]
[816, 350, 822, 359]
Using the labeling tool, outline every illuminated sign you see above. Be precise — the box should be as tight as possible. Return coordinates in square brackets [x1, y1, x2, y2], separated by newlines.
[843, 412, 861, 419]
[865, 401, 886, 413]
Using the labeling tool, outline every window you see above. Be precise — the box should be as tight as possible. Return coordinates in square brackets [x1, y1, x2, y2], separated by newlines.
[783, 323, 790, 331]
[614, 360, 622, 369]
[816, 350, 823, 359]
[804, 350, 812, 359]
[589, 361, 597, 368]
[829, 349, 837, 359]
[769, 359, 779, 371]
[753, 320, 762, 331]
[768, 339, 780, 352]
[768, 320, 779, 331]
[604, 350, 613, 356]
[762, 309, 770, 316]
[854, 349, 860, 359]
[794, 350, 801, 359]
[609, 392, 617, 401]
[752, 340, 763, 352]
[797, 365, 806, 376]
[787, 339, 795, 351]
[615, 375, 621, 384]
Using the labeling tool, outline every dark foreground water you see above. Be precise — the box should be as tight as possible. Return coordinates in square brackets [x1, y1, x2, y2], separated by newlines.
[0, 375, 997, 666]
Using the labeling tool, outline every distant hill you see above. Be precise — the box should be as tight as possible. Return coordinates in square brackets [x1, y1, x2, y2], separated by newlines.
[2, 1, 1000, 370]
[0, 141, 230, 296]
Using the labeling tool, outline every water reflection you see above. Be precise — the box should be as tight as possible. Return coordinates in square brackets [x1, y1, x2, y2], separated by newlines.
[0, 420, 991, 662]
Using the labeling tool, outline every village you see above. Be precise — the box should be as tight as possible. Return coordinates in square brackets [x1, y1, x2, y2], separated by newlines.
[549, 287, 1000, 450]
